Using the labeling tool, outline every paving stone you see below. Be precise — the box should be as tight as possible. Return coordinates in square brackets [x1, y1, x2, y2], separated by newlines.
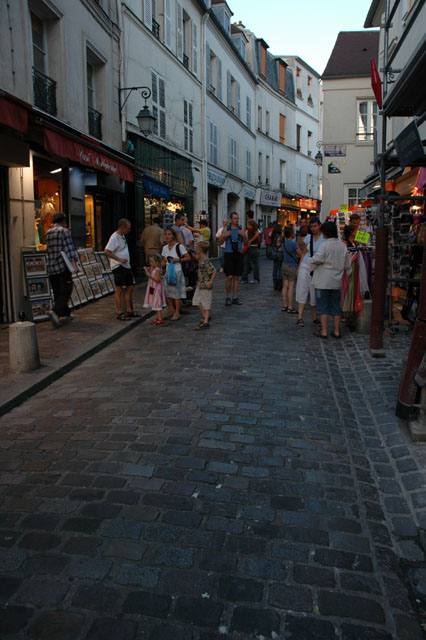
[217, 575, 263, 602]
[103, 539, 145, 560]
[339, 572, 381, 594]
[174, 596, 223, 628]
[244, 556, 286, 581]
[149, 624, 194, 640]
[71, 583, 121, 611]
[102, 519, 143, 539]
[153, 546, 193, 569]
[62, 518, 102, 533]
[19, 532, 62, 550]
[16, 578, 70, 606]
[163, 569, 215, 597]
[21, 553, 70, 575]
[269, 583, 313, 611]
[122, 591, 172, 617]
[314, 549, 373, 572]
[340, 623, 393, 640]
[27, 611, 84, 639]
[0, 605, 34, 634]
[285, 615, 338, 639]
[293, 564, 335, 587]
[394, 614, 424, 640]
[67, 556, 112, 579]
[116, 563, 160, 587]
[230, 605, 280, 636]
[318, 590, 385, 623]
[0, 575, 22, 600]
[205, 516, 243, 534]
[85, 617, 137, 640]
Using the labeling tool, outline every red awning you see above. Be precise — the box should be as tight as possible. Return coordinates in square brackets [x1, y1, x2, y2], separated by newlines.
[0, 97, 28, 132]
[43, 128, 134, 182]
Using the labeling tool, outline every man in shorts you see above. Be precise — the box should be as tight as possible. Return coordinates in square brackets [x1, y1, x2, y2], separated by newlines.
[218, 212, 245, 306]
[104, 218, 139, 320]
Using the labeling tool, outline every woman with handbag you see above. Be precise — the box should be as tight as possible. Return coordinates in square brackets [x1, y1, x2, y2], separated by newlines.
[161, 228, 190, 321]
[270, 223, 283, 290]
[281, 225, 302, 313]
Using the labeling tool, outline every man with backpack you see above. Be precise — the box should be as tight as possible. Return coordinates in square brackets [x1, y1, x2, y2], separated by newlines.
[218, 212, 245, 306]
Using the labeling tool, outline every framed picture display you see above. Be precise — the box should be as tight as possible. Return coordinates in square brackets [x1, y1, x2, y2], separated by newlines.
[98, 277, 109, 296]
[73, 278, 87, 304]
[92, 262, 103, 279]
[77, 248, 89, 266]
[70, 286, 81, 308]
[97, 252, 110, 272]
[23, 253, 47, 277]
[31, 297, 53, 321]
[79, 275, 94, 300]
[105, 275, 114, 293]
[27, 276, 50, 299]
[90, 279, 102, 299]
[86, 248, 97, 264]
[84, 264, 95, 280]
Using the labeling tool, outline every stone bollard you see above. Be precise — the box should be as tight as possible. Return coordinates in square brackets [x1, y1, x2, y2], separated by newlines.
[9, 321, 40, 373]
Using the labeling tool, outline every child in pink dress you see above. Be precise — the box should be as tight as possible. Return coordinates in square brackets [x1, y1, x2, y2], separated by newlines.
[143, 254, 166, 325]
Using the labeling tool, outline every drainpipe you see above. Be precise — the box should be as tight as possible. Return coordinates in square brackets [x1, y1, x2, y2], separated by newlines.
[200, 11, 209, 211]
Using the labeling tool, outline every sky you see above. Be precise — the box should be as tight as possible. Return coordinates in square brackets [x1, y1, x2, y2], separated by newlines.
[226, 0, 376, 76]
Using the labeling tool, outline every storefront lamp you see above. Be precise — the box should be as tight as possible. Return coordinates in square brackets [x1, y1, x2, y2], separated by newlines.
[315, 150, 323, 167]
[119, 86, 156, 136]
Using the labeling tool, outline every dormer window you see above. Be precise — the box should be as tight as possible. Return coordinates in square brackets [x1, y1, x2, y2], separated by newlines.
[211, 1, 233, 35]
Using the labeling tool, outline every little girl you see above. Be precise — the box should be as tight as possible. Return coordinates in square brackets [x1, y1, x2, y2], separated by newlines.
[143, 254, 166, 325]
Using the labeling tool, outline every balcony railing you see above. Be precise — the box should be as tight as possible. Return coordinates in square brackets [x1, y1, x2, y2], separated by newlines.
[280, 182, 286, 191]
[88, 106, 102, 140]
[152, 19, 160, 40]
[183, 53, 189, 69]
[33, 67, 57, 115]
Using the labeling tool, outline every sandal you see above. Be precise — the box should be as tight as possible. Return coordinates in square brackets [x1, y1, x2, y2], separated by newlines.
[330, 331, 342, 339]
[297, 319, 304, 327]
[313, 329, 328, 339]
[117, 312, 131, 321]
[195, 322, 209, 330]
[281, 306, 288, 312]
[195, 320, 204, 329]
[126, 311, 141, 318]
[170, 314, 181, 321]
[287, 308, 297, 314]
[313, 318, 321, 325]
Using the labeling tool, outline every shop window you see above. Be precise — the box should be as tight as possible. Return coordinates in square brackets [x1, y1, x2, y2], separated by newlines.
[347, 186, 363, 208]
[357, 100, 377, 141]
[152, 71, 166, 138]
[184, 99, 193, 153]
[33, 156, 64, 249]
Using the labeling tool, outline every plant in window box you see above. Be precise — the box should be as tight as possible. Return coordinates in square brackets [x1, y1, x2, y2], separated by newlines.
[296, 88, 302, 98]
[307, 94, 313, 105]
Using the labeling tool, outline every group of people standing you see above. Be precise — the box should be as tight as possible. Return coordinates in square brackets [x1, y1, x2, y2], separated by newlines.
[269, 216, 352, 338]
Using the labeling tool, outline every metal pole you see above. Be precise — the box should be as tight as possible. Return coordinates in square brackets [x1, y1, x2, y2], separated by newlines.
[369, 0, 389, 356]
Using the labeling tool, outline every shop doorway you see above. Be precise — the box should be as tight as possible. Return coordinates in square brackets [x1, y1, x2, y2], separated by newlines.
[84, 190, 115, 251]
[0, 167, 11, 324]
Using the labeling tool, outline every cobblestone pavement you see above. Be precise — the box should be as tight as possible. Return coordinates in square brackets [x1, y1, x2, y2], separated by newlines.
[1, 259, 426, 639]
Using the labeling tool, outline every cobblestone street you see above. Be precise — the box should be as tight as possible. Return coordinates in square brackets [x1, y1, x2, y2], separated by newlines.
[1, 263, 426, 639]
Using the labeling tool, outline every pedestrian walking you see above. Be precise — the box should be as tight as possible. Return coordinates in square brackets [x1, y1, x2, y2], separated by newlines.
[240, 210, 260, 284]
[295, 216, 324, 327]
[161, 228, 190, 320]
[143, 254, 166, 326]
[192, 241, 216, 330]
[141, 214, 165, 264]
[46, 212, 79, 327]
[281, 225, 302, 314]
[270, 222, 283, 290]
[186, 218, 211, 244]
[218, 212, 245, 306]
[265, 223, 274, 259]
[216, 218, 227, 271]
[309, 221, 352, 339]
[104, 218, 140, 321]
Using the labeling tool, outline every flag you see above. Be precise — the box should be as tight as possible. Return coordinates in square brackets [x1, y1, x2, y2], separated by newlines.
[370, 59, 383, 109]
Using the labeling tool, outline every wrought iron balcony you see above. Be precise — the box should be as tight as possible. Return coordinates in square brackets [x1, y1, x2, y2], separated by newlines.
[152, 19, 160, 40]
[88, 106, 102, 140]
[32, 67, 57, 115]
[183, 54, 189, 69]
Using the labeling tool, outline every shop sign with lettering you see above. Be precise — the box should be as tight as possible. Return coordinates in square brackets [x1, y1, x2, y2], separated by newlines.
[260, 189, 281, 207]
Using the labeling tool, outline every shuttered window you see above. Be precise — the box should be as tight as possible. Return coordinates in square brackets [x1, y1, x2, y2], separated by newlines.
[152, 70, 166, 138]
[164, 0, 172, 49]
[279, 114, 286, 144]
[143, 0, 152, 29]
[184, 99, 193, 153]
[176, 2, 183, 61]
[192, 22, 198, 75]
[209, 120, 218, 165]
[229, 137, 237, 174]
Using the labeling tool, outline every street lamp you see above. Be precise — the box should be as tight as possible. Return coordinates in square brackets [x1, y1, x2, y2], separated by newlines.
[314, 141, 323, 167]
[119, 86, 156, 136]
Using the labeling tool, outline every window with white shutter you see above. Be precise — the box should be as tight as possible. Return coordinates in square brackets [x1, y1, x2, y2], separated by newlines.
[246, 150, 252, 183]
[164, 0, 172, 49]
[246, 96, 251, 129]
[227, 71, 232, 110]
[209, 120, 218, 165]
[152, 71, 166, 139]
[206, 43, 211, 89]
[192, 22, 198, 75]
[217, 58, 222, 101]
[176, 2, 183, 61]
[236, 83, 241, 118]
[143, 0, 152, 30]
[184, 99, 193, 153]
[229, 137, 237, 174]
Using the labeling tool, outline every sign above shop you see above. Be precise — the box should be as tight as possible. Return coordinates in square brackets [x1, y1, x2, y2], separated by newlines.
[44, 128, 134, 182]
[394, 121, 425, 170]
[257, 189, 281, 207]
[142, 175, 170, 200]
[324, 145, 346, 157]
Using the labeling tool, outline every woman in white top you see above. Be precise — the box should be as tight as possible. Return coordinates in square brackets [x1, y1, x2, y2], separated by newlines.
[162, 228, 190, 320]
[308, 221, 352, 339]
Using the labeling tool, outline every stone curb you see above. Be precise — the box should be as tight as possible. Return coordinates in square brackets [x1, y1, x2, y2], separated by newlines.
[0, 310, 154, 418]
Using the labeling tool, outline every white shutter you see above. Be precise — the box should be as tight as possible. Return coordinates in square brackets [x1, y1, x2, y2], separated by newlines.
[246, 96, 251, 129]
[192, 22, 198, 75]
[227, 71, 232, 109]
[151, 71, 158, 104]
[184, 99, 188, 125]
[217, 58, 222, 101]
[214, 123, 218, 165]
[206, 43, 211, 89]
[164, 0, 172, 49]
[237, 83, 241, 118]
[188, 102, 193, 127]
[176, 1, 183, 61]
[143, 0, 152, 29]
[159, 78, 165, 108]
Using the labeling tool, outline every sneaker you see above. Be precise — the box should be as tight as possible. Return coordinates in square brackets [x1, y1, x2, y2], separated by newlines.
[225, 298, 232, 306]
[232, 298, 243, 305]
[48, 310, 60, 328]
[239, 279, 248, 284]
[249, 279, 259, 284]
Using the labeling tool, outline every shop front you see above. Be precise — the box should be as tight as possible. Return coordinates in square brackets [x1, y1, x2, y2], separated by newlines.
[278, 196, 300, 226]
[256, 188, 281, 228]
